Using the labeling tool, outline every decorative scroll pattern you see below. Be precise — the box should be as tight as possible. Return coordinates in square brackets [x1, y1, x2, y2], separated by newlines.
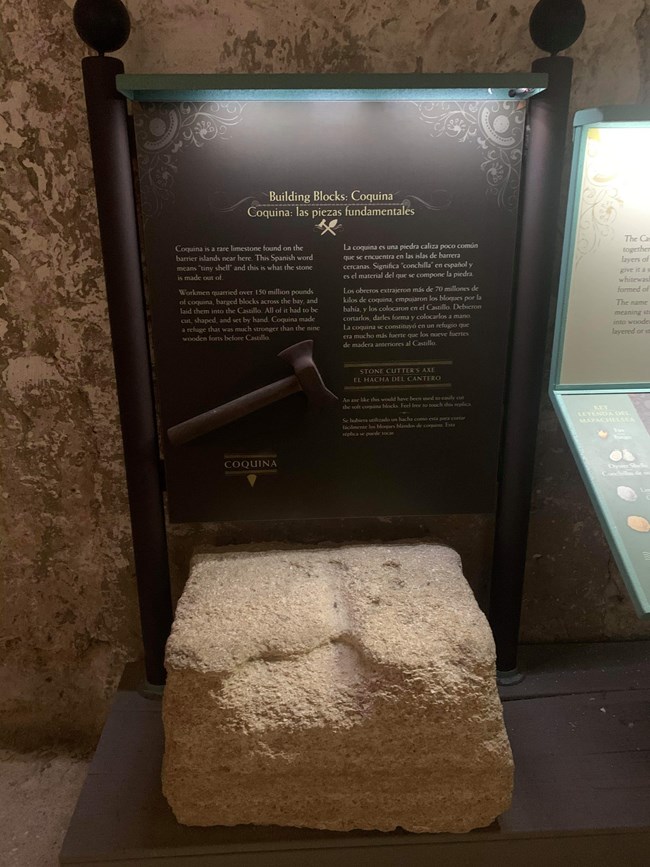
[574, 134, 623, 266]
[133, 102, 246, 220]
[399, 192, 453, 211]
[412, 101, 525, 210]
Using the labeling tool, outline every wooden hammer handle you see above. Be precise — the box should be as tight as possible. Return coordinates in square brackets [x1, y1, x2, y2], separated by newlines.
[167, 375, 301, 446]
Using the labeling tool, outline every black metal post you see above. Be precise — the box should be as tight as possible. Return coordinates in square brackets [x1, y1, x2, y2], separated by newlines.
[489, 55, 573, 679]
[81, 55, 173, 686]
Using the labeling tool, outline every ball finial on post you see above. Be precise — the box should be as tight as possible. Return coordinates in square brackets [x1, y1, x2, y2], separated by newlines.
[73, 0, 131, 55]
[529, 0, 586, 55]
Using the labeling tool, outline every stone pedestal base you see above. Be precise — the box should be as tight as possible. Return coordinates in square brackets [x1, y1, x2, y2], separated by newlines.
[162, 544, 513, 832]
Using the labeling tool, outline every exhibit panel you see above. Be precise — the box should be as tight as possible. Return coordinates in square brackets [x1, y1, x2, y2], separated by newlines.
[120, 75, 544, 522]
[551, 107, 650, 617]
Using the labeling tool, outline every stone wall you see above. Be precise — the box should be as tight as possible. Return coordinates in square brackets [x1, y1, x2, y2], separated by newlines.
[1, 0, 649, 748]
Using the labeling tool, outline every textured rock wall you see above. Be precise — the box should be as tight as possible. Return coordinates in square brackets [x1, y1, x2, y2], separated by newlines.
[1, 0, 139, 748]
[1, 0, 649, 747]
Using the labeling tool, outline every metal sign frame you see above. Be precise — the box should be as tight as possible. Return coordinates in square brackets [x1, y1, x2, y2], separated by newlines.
[79, 55, 581, 686]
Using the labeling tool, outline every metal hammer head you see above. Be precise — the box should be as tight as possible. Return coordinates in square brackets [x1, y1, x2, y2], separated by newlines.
[277, 340, 338, 408]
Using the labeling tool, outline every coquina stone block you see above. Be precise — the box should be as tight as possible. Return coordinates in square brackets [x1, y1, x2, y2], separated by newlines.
[162, 543, 513, 832]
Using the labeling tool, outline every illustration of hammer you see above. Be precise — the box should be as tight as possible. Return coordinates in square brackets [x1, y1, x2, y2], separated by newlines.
[167, 340, 337, 446]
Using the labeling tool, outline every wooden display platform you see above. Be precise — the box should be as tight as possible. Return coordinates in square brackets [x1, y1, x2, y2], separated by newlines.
[60, 642, 650, 866]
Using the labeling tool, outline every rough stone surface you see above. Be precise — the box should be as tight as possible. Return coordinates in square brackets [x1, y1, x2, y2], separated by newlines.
[0, 748, 89, 867]
[163, 544, 513, 832]
[2, 0, 650, 749]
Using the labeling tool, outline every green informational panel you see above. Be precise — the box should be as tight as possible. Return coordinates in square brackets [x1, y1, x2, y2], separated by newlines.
[551, 106, 650, 617]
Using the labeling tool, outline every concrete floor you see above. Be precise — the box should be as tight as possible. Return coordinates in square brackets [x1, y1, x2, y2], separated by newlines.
[0, 749, 89, 867]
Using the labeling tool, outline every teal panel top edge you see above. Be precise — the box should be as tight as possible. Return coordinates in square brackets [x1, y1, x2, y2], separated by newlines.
[574, 104, 650, 128]
[116, 72, 547, 103]
[555, 386, 650, 396]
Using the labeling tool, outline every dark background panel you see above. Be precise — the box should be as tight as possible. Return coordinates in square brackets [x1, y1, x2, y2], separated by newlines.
[135, 99, 522, 521]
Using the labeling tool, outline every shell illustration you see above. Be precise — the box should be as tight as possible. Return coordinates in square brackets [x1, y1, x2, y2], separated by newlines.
[617, 486, 638, 503]
[627, 515, 650, 533]
[622, 449, 636, 462]
[609, 449, 622, 462]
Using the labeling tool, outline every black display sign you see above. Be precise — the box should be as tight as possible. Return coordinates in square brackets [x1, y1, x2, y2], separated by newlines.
[133, 97, 525, 521]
